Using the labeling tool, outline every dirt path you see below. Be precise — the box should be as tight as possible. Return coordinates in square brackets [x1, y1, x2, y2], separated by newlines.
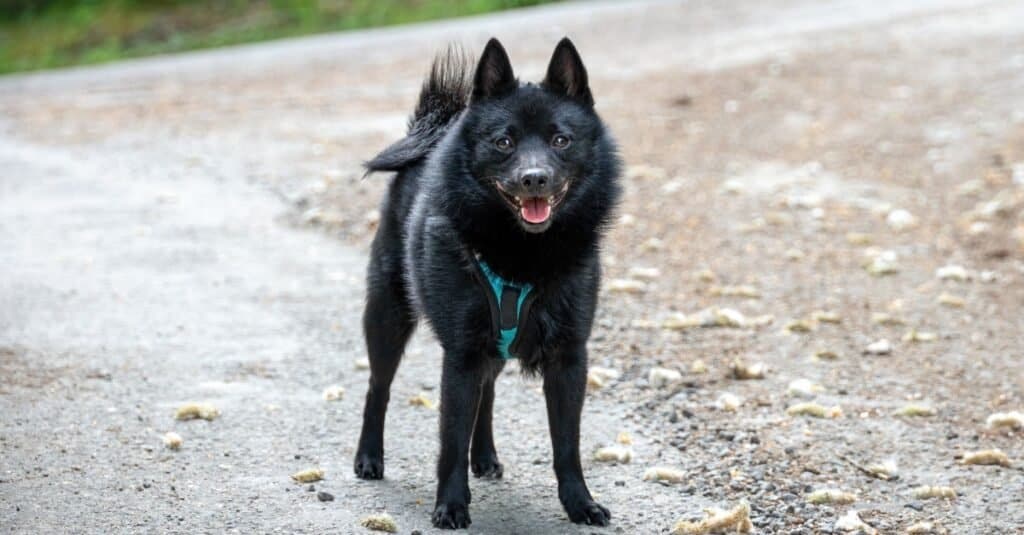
[2, 0, 1023, 533]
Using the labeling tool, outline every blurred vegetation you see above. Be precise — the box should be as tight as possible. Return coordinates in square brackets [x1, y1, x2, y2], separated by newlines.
[0, 0, 555, 74]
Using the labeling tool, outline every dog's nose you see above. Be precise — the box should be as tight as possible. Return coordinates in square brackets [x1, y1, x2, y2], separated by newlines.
[519, 170, 550, 191]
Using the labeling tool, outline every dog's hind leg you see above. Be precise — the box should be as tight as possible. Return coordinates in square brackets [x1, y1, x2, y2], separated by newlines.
[354, 233, 416, 480]
[470, 376, 503, 479]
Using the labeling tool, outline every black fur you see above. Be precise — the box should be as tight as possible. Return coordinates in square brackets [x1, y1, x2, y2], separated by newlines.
[354, 37, 621, 530]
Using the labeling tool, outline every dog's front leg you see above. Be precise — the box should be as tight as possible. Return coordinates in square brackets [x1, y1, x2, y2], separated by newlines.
[432, 355, 482, 530]
[544, 347, 611, 526]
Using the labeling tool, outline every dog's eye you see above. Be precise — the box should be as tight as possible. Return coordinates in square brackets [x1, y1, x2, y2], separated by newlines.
[551, 134, 571, 149]
[494, 137, 514, 151]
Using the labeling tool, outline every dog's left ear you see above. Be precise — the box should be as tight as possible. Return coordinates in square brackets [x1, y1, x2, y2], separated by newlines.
[543, 38, 593, 107]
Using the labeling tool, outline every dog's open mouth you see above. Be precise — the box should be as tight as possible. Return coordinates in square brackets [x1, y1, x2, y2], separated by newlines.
[495, 182, 569, 225]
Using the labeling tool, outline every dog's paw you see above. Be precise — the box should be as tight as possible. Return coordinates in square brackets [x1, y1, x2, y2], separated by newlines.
[471, 457, 504, 479]
[431, 502, 471, 529]
[353, 452, 384, 480]
[565, 498, 611, 526]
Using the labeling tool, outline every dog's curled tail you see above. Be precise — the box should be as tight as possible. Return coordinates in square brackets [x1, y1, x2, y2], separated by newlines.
[364, 45, 472, 173]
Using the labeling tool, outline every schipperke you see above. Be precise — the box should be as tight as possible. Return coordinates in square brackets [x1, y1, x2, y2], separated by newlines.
[354, 37, 621, 530]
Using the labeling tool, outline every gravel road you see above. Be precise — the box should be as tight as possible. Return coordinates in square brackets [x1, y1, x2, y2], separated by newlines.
[2, 0, 1023, 533]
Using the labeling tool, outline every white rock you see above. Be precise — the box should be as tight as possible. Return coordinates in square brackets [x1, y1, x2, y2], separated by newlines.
[835, 510, 877, 534]
[627, 266, 662, 280]
[163, 432, 183, 450]
[864, 250, 900, 276]
[607, 279, 647, 293]
[649, 367, 683, 387]
[787, 379, 824, 398]
[935, 265, 970, 281]
[987, 411, 1024, 430]
[593, 445, 633, 463]
[886, 209, 917, 231]
[865, 339, 892, 355]
[322, 385, 345, 401]
[716, 392, 743, 411]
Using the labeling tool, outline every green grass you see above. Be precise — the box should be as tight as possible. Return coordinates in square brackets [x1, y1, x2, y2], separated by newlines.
[0, 0, 556, 74]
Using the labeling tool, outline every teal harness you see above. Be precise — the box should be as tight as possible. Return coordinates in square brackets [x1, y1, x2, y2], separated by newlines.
[472, 256, 536, 360]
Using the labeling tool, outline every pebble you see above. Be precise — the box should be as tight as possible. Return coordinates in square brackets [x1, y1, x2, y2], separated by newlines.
[935, 264, 970, 281]
[864, 251, 900, 276]
[162, 432, 183, 450]
[322, 385, 345, 401]
[864, 339, 892, 355]
[174, 402, 219, 421]
[316, 491, 334, 502]
[886, 208, 917, 231]
[649, 367, 683, 387]
[986, 410, 1024, 430]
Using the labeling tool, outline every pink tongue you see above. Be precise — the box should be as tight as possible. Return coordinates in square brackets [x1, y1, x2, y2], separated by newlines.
[521, 197, 551, 224]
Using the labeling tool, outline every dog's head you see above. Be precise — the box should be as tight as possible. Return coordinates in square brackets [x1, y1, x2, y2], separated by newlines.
[454, 38, 616, 235]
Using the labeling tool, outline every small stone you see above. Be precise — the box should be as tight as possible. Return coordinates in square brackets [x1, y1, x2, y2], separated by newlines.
[807, 489, 857, 505]
[174, 402, 219, 421]
[911, 485, 956, 500]
[864, 250, 900, 276]
[986, 411, 1024, 430]
[845, 232, 872, 245]
[593, 445, 633, 463]
[671, 501, 752, 534]
[786, 379, 824, 398]
[961, 449, 1011, 467]
[787, 402, 842, 419]
[730, 360, 766, 380]
[708, 285, 760, 298]
[360, 513, 398, 533]
[607, 278, 647, 293]
[864, 339, 892, 355]
[902, 329, 937, 343]
[587, 366, 620, 390]
[894, 404, 936, 417]
[162, 432, 183, 450]
[716, 392, 743, 411]
[871, 313, 905, 326]
[813, 349, 840, 361]
[643, 467, 687, 484]
[886, 209, 917, 231]
[316, 491, 334, 502]
[865, 460, 899, 480]
[408, 393, 436, 410]
[322, 385, 345, 401]
[834, 510, 877, 534]
[935, 265, 970, 281]
[649, 367, 683, 387]
[811, 310, 841, 324]
[640, 237, 665, 252]
[627, 266, 661, 280]
[291, 468, 324, 483]
[937, 293, 965, 308]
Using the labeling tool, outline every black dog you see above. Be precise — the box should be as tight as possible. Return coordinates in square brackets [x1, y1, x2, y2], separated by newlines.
[354, 37, 621, 529]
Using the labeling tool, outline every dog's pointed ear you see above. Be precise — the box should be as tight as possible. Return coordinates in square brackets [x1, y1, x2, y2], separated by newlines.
[473, 38, 516, 101]
[543, 37, 593, 107]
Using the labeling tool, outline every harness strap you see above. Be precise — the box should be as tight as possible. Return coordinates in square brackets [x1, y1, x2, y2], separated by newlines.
[472, 256, 535, 360]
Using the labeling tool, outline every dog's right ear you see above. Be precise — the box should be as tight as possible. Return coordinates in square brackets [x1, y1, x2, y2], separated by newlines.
[473, 38, 516, 101]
